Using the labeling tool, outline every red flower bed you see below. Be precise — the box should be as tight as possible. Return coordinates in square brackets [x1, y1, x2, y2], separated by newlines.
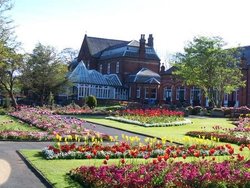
[69, 159, 250, 187]
[112, 108, 186, 126]
[121, 109, 184, 117]
[42, 141, 236, 160]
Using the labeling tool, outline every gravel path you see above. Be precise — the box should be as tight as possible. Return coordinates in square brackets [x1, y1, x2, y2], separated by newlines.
[0, 122, 150, 188]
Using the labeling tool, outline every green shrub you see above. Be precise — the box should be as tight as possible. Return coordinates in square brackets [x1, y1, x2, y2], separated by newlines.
[211, 108, 225, 117]
[0, 108, 6, 115]
[191, 106, 203, 115]
[3, 97, 11, 109]
[185, 106, 193, 115]
[85, 95, 97, 109]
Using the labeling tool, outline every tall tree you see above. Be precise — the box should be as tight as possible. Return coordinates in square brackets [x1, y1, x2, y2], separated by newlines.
[58, 48, 78, 64]
[0, 0, 22, 108]
[173, 36, 245, 107]
[0, 42, 22, 108]
[21, 43, 68, 105]
[0, 0, 13, 42]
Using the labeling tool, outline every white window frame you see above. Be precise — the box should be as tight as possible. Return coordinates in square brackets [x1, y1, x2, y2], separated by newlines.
[224, 94, 228, 107]
[107, 63, 110, 74]
[99, 64, 103, 73]
[235, 89, 239, 107]
[190, 87, 201, 104]
[116, 62, 120, 73]
[136, 87, 140, 98]
[176, 87, 185, 101]
[163, 87, 172, 101]
[145, 87, 157, 100]
[151, 88, 157, 99]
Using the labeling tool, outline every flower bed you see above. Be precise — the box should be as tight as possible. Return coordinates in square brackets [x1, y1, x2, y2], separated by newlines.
[0, 130, 53, 141]
[69, 159, 250, 188]
[42, 141, 235, 160]
[222, 106, 250, 118]
[107, 109, 188, 127]
[186, 131, 250, 145]
[9, 107, 109, 141]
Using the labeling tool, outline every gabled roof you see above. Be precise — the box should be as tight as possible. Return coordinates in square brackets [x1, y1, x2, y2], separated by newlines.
[86, 36, 128, 56]
[68, 61, 122, 86]
[104, 74, 122, 86]
[68, 61, 89, 83]
[163, 66, 177, 75]
[81, 35, 160, 61]
[128, 68, 161, 84]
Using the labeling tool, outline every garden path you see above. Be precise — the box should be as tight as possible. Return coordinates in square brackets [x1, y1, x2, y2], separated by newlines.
[0, 122, 149, 188]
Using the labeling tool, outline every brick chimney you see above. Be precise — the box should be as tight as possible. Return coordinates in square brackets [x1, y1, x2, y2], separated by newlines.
[139, 34, 146, 58]
[147, 34, 153, 47]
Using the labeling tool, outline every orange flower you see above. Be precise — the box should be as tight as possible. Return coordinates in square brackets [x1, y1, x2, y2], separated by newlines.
[157, 155, 162, 162]
[209, 148, 215, 155]
[105, 155, 110, 160]
[164, 154, 169, 161]
[194, 151, 200, 158]
[120, 158, 125, 164]
[229, 148, 234, 155]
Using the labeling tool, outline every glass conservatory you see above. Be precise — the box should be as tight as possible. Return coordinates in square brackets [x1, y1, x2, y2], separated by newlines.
[68, 61, 128, 100]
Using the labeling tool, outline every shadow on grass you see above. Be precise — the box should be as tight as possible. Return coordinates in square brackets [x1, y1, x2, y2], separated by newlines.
[64, 173, 83, 188]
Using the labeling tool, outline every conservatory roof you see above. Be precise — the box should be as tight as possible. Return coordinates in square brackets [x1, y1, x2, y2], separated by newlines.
[68, 61, 122, 86]
[128, 68, 161, 84]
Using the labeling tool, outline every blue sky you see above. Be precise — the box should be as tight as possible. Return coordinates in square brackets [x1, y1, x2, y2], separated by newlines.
[11, 0, 250, 63]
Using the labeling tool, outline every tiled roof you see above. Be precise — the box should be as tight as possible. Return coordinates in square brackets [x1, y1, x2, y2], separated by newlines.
[128, 68, 161, 84]
[238, 45, 250, 65]
[84, 35, 160, 61]
[86, 36, 128, 56]
[163, 66, 177, 75]
[99, 43, 160, 60]
[68, 61, 122, 86]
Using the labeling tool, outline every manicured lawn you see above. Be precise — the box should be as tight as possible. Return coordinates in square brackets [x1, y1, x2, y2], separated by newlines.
[77, 115, 235, 142]
[0, 115, 41, 132]
[21, 148, 250, 188]
[20, 150, 146, 188]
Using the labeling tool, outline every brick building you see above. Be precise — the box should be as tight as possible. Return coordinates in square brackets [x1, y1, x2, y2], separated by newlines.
[68, 34, 250, 107]
[68, 34, 161, 103]
[159, 46, 250, 107]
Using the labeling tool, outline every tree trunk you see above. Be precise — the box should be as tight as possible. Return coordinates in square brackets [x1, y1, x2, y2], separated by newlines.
[9, 91, 17, 109]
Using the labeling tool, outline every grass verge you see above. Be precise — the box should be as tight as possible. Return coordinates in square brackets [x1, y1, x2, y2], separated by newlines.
[20, 150, 147, 188]
[77, 115, 235, 142]
[20, 148, 249, 188]
[0, 115, 41, 132]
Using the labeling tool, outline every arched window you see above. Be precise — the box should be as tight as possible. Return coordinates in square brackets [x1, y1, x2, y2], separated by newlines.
[176, 86, 185, 101]
[190, 87, 201, 105]
[163, 87, 172, 102]
[116, 62, 120, 73]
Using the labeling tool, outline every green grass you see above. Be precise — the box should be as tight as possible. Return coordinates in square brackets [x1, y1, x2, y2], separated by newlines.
[0, 115, 41, 132]
[77, 115, 235, 142]
[19, 116, 250, 187]
[78, 115, 250, 156]
[20, 148, 250, 188]
[20, 150, 147, 188]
